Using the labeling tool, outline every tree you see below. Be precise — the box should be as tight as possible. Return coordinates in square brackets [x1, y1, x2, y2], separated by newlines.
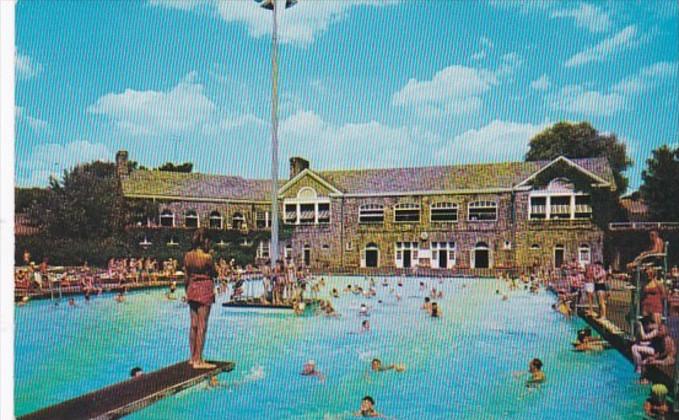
[640, 145, 679, 222]
[526, 121, 632, 193]
[156, 162, 193, 173]
[30, 161, 127, 239]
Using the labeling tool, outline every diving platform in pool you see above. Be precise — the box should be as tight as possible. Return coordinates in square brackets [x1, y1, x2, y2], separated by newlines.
[19, 360, 234, 420]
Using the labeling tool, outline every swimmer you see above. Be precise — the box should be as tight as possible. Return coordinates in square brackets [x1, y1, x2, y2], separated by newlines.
[17, 296, 30, 307]
[502, 294, 509, 301]
[344, 284, 352, 293]
[356, 395, 380, 418]
[115, 292, 125, 303]
[419, 282, 426, 291]
[359, 303, 370, 317]
[430, 302, 441, 318]
[300, 360, 325, 382]
[361, 320, 371, 333]
[526, 358, 545, 387]
[422, 297, 432, 312]
[331, 288, 340, 298]
[370, 358, 406, 373]
[130, 366, 143, 377]
[68, 298, 77, 307]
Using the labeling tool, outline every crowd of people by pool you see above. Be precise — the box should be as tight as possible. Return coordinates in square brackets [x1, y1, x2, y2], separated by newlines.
[15, 228, 679, 417]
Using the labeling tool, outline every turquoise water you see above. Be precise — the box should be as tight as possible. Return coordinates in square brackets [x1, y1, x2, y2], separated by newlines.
[16, 277, 647, 419]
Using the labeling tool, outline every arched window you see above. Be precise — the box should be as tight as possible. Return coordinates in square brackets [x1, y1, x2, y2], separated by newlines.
[362, 243, 380, 268]
[578, 244, 591, 266]
[359, 204, 384, 224]
[184, 209, 199, 228]
[209, 211, 223, 229]
[530, 243, 541, 250]
[232, 212, 245, 230]
[468, 201, 497, 221]
[430, 202, 458, 222]
[471, 242, 491, 269]
[297, 187, 318, 199]
[394, 203, 420, 223]
[160, 209, 175, 227]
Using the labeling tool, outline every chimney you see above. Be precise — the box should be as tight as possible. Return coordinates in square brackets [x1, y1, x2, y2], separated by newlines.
[116, 150, 129, 178]
[289, 157, 309, 179]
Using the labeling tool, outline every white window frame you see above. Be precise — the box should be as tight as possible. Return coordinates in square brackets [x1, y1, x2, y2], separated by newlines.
[257, 240, 270, 259]
[554, 245, 566, 268]
[358, 204, 385, 224]
[209, 211, 223, 229]
[232, 212, 246, 229]
[430, 202, 459, 223]
[394, 203, 421, 223]
[529, 181, 592, 221]
[256, 211, 271, 229]
[578, 244, 591, 267]
[468, 201, 497, 222]
[430, 241, 456, 269]
[283, 188, 331, 226]
[470, 242, 492, 269]
[394, 241, 419, 268]
[184, 209, 199, 228]
[361, 243, 380, 268]
[160, 209, 175, 227]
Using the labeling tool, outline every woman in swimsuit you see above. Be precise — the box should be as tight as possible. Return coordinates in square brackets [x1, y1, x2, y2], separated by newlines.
[184, 229, 217, 369]
[642, 267, 666, 326]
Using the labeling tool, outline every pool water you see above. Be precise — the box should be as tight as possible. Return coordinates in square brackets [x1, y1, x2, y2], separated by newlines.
[16, 277, 647, 419]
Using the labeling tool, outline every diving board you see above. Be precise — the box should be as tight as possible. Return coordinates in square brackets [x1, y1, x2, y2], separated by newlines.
[19, 360, 234, 420]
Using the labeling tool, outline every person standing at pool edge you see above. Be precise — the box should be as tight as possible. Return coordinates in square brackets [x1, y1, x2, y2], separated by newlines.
[184, 229, 217, 369]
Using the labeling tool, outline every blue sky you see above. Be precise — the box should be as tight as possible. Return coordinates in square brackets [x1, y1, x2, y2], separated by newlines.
[15, 0, 678, 191]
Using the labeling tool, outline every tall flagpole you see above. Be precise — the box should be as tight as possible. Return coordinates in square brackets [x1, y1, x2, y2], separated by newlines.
[269, 0, 280, 268]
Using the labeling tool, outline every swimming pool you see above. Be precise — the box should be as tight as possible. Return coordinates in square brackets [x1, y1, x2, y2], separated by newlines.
[16, 276, 646, 419]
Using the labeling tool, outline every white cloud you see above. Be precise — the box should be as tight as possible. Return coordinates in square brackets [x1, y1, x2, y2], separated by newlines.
[550, 3, 612, 33]
[438, 120, 550, 164]
[612, 61, 677, 94]
[87, 72, 217, 136]
[16, 106, 48, 131]
[20, 141, 112, 186]
[565, 25, 638, 67]
[392, 65, 498, 117]
[280, 110, 441, 169]
[202, 113, 266, 136]
[151, 0, 396, 46]
[530, 74, 551, 91]
[16, 53, 41, 80]
[549, 85, 626, 116]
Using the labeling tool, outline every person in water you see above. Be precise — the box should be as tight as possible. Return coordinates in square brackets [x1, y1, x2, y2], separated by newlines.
[370, 358, 406, 373]
[130, 366, 143, 378]
[115, 291, 125, 303]
[644, 383, 670, 419]
[422, 297, 432, 312]
[331, 288, 340, 298]
[184, 228, 217, 369]
[300, 360, 325, 382]
[572, 327, 609, 352]
[356, 395, 381, 418]
[526, 358, 545, 387]
[361, 320, 371, 333]
[430, 302, 441, 318]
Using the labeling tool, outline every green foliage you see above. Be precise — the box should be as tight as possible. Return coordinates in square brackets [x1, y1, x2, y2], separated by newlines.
[156, 162, 193, 173]
[29, 161, 127, 240]
[15, 187, 49, 213]
[526, 121, 632, 194]
[640, 145, 679, 222]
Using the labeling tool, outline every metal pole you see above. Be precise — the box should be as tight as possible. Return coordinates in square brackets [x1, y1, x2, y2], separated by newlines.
[270, 0, 279, 268]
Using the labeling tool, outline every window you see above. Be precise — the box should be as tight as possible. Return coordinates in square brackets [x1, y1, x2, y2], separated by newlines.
[167, 236, 179, 247]
[362, 243, 380, 268]
[256, 211, 270, 229]
[285, 243, 293, 260]
[185, 210, 199, 228]
[575, 195, 592, 219]
[430, 202, 458, 222]
[232, 213, 246, 230]
[395, 241, 419, 268]
[359, 204, 384, 224]
[285, 204, 297, 224]
[503, 241, 512, 250]
[468, 201, 497, 221]
[257, 241, 270, 259]
[394, 203, 420, 223]
[530, 244, 541, 250]
[578, 244, 591, 266]
[431, 241, 456, 268]
[317, 203, 330, 224]
[209, 211, 222, 229]
[322, 244, 330, 250]
[550, 196, 570, 220]
[299, 203, 315, 224]
[346, 241, 353, 251]
[529, 197, 547, 220]
[160, 209, 175, 227]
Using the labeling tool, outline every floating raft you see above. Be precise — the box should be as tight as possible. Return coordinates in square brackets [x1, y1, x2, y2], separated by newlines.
[19, 360, 234, 420]
[222, 298, 322, 310]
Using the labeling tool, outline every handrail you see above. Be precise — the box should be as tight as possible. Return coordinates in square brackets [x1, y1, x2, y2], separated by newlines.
[609, 222, 679, 231]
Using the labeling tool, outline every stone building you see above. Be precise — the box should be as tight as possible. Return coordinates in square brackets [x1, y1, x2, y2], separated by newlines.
[117, 150, 616, 273]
